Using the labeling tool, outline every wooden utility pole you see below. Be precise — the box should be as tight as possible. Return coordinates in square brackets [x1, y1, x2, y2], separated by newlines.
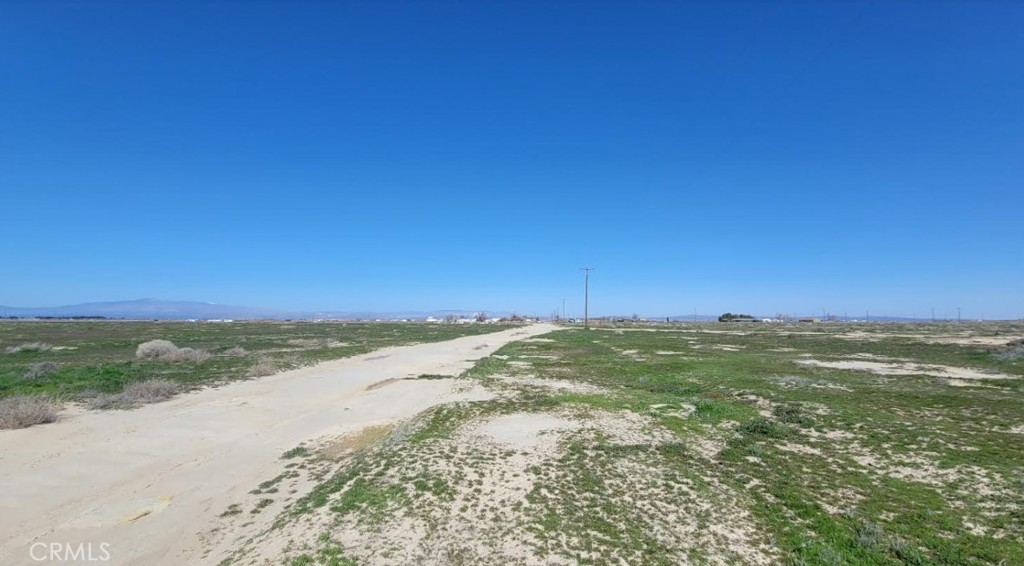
[580, 267, 594, 329]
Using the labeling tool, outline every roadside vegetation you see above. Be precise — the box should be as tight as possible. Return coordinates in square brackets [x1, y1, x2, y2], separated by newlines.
[0, 321, 514, 428]
[0, 394, 60, 429]
[222, 321, 1023, 565]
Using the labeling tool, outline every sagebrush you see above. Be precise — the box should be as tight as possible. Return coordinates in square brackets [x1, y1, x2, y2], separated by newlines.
[86, 379, 180, 410]
[0, 394, 60, 429]
[136, 340, 210, 362]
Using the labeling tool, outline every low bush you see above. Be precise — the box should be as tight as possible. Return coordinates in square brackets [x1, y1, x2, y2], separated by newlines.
[248, 357, 277, 377]
[773, 403, 814, 427]
[993, 344, 1024, 362]
[136, 339, 177, 359]
[86, 379, 180, 410]
[136, 340, 210, 362]
[738, 417, 787, 438]
[0, 394, 60, 429]
[24, 361, 59, 380]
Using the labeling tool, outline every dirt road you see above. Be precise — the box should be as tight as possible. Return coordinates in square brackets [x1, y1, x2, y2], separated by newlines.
[0, 324, 557, 565]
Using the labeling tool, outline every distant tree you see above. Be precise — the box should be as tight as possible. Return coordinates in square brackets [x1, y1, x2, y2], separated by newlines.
[475, 312, 486, 323]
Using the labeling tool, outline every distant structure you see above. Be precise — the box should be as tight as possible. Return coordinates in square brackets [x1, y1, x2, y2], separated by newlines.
[718, 313, 758, 323]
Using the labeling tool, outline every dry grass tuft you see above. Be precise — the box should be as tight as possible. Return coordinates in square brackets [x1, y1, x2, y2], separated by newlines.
[86, 379, 180, 410]
[0, 394, 60, 429]
[5, 342, 53, 354]
[223, 346, 250, 357]
[247, 357, 277, 377]
[165, 347, 211, 362]
[136, 340, 210, 362]
[318, 424, 395, 461]
[24, 361, 59, 380]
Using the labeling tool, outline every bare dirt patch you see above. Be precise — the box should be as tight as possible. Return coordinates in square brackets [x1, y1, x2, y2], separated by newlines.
[497, 374, 608, 395]
[797, 359, 1015, 381]
[471, 412, 578, 450]
[691, 343, 742, 351]
[614, 348, 647, 361]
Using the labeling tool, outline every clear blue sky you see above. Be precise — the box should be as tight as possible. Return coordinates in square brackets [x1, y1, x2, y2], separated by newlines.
[2, 2, 1022, 318]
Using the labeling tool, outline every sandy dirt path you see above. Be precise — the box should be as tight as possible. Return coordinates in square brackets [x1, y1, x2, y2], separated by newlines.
[0, 324, 557, 566]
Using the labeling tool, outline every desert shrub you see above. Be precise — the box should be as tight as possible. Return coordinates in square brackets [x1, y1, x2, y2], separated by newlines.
[738, 417, 786, 438]
[163, 347, 211, 362]
[5, 342, 53, 354]
[24, 361, 59, 380]
[136, 340, 210, 362]
[993, 344, 1024, 362]
[136, 339, 178, 359]
[889, 537, 927, 564]
[248, 357, 277, 377]
[224, 346, 250, 357]
[123, 379, 179, 400]
[773, 403, 814, 427]
[86, 379, 180, 410]
[0, 394, 60, 429]
[85, 393, 120, 410]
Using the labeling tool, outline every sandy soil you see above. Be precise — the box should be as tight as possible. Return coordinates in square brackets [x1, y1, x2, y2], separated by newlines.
[0, 324, 557, 566]
[796, 359, 1016, 381]
[835, 331, 1024, 346]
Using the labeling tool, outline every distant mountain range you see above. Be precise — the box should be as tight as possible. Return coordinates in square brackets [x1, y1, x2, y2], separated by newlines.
[0, 299, 277, 320]
[0, 299, 509, 321]
[0, 299, 994, 322]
